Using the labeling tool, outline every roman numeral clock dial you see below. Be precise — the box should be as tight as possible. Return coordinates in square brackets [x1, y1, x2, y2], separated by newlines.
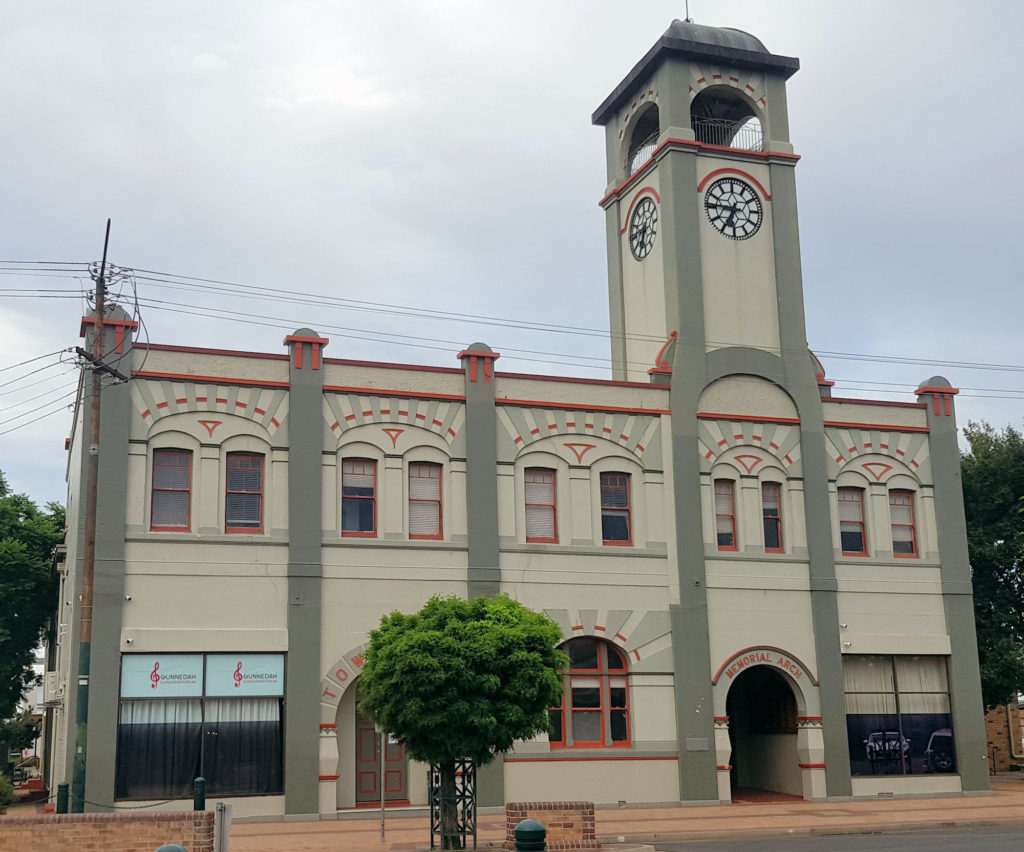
[628, 196, 658, 260]
[704, 177, 763, 240]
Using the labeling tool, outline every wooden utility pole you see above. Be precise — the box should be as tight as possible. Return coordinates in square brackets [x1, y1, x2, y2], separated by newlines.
[70, 219, 111, 813]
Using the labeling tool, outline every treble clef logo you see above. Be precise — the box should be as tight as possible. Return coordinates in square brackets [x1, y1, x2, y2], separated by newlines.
[233, 661, 243, 688]
[150, 661, 160, 689]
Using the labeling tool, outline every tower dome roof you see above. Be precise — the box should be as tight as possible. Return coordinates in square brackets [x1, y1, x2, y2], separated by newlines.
[593, 20, 798, 126]
[662, 20, 769, 54]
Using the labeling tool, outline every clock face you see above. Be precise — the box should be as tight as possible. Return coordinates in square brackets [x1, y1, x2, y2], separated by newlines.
[628, 197, 658, 260]
[704, 177, 763, 240]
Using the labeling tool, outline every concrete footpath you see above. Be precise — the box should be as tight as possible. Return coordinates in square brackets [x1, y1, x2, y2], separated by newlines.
[229, 775, 1024, 852]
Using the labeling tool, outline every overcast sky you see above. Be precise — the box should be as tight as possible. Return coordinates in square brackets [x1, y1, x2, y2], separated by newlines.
[2, 0, 1022, 506]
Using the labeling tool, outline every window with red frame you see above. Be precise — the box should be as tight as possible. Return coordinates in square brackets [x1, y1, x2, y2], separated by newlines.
[838, 487, 867, 554]
[342, 459, 377, 536]
[600, 473, 631, 544]
[226, 453, 263, 533]
[151, 449, 191, 530]
[408, 462, 442, 539]
[762, 482, 783, 552]
[889, 490, 917, 557]
[549, 637, 629, 748]
[714, 480, 737, 550]
[525, 468, 557, 543]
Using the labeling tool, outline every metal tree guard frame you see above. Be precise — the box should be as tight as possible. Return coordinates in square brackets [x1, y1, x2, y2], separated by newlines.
[429, 760, 477, 850]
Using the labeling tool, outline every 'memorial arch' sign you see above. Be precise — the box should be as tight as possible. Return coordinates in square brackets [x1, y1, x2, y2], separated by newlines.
[711, 646, 819, 686]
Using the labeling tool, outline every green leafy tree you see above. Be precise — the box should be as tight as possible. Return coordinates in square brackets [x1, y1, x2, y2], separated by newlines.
[961, 422, 1024, 708]
[0, 710, 40, 779]
[0, 471, 64, 720]
[358, 595, 566, 850]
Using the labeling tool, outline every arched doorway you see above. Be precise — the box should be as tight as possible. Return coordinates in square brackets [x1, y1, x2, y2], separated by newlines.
[726, 666, 801, 798]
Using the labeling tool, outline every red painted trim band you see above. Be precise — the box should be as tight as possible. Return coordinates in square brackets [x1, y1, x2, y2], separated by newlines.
[320, 722, 338, 729]
[318, 774, 340, 780]
[824, 420, 929, 434]
[134, 370, 289, 389]
[504, 755, 676, 763]
[322, 385, 465, 402]
[799, 763, 826, 769]
[699, 412, 801, 426]
[497, 397, 669, 416]
[826, 397, 926, 409]
[619, 186, 663, 235]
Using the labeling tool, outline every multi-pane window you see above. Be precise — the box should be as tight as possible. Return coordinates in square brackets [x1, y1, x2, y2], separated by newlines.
[600, 473, 631, 545]
[525, 468, 557, 543]
[151, 449, 191, 530]
[762, 482, 783, 552]
[843, 655, 955, 776]
[838, 487, 867, 555]
[549, 638, 629, 748]
[342, 459, 377, 536]
[409, 461, 442, 539]
[714, 480, 737, 551]
[226, 453, 263, 533]
[889, 490, 917, 557]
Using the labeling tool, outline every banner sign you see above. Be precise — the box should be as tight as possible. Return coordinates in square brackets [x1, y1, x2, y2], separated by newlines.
[121, 654, 203, 698]
[206, 653, 285, 696]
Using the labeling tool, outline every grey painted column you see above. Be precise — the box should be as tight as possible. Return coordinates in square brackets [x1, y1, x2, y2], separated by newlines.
[770, 161, 853, 796]
[662, 147, 719, 802]
[82, 309, 135, 811]
[458, 343, 504, 806]
[917, 379, 989, 792]
[459, 343, 501, 599]
[284, 329, 327, 816]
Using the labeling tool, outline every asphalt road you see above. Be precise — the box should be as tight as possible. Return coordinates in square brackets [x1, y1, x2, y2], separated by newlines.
[655, 825, 1024, 851]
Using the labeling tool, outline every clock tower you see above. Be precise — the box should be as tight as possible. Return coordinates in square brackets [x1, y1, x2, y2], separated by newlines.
[595, 22, 857, 802]
[594, 21, 802, 382]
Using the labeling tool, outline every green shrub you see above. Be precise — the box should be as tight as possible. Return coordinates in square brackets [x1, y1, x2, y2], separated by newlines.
[0, 774, 14, 809]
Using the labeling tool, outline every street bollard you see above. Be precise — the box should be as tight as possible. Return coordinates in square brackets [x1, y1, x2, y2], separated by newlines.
[513, 817, 546, 851]
[154, 846, 188, 852]
[193, 776, 206, 811]
[56, 782, 69, 814]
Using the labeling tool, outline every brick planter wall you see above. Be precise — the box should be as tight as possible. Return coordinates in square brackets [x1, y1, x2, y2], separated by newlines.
[0, 810, 214, 852]
[504, 801, 598, 851]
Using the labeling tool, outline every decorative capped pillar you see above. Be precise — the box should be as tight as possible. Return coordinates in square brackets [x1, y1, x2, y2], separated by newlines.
[284, 329, 330, 371]
[458, 342, 500, 382]
[79, 306, 138, 354]
[914, 376, 960, 419]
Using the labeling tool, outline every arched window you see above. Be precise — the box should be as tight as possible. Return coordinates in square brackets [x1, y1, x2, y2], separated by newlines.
[151, 449, 192, 531]
[549, 637, 629, 748]
[409, 461, 442, 539]
[838, 486, 867, 555]
[226, 452, 263, 533]
[525, 468, 557, 543]
[714, 479, 737, 551]
[342, 459, 377, 537]
[761, 481, 783, 553]
[889, 490, 917, 557]
[626, 107, 659, 175]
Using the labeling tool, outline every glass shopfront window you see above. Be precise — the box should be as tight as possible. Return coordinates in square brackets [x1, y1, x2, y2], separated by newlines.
[116, 653, 284, 799]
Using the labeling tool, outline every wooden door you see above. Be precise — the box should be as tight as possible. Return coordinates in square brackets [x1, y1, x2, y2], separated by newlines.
[355, 709, 408, 804]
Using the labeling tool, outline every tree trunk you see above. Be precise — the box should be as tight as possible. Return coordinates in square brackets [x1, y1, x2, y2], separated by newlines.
[439, 759, 462, 850]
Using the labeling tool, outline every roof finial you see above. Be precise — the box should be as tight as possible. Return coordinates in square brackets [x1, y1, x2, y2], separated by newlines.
[684, 0, 694, 23]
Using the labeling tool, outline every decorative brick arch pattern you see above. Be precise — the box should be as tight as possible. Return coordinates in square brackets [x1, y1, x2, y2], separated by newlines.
[689, 67, 767, 111]
[319, 642, 369, 716]
[323, 393, 464, 448]
[824, 427, 930, 479]
[496, 406, 662, 465]
[698, 418, 801, 475]
[542, 608, 672, 673]
[133, 379, 288, 437]
[616, 87, 660, 141]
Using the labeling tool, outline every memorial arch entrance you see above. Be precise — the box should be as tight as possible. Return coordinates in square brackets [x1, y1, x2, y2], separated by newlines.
[712, 647, 824, 802]
[725, 666, 801, 799]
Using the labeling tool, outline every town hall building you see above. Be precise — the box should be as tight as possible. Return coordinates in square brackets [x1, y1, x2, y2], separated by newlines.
[46, 20, 988, 817]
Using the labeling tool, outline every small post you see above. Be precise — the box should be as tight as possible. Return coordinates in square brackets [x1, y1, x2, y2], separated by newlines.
[194, 776, 206, 811]
[155, 846, 188, 852]
[56, 782, 69, 814]
[513, 818, 546, 851]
